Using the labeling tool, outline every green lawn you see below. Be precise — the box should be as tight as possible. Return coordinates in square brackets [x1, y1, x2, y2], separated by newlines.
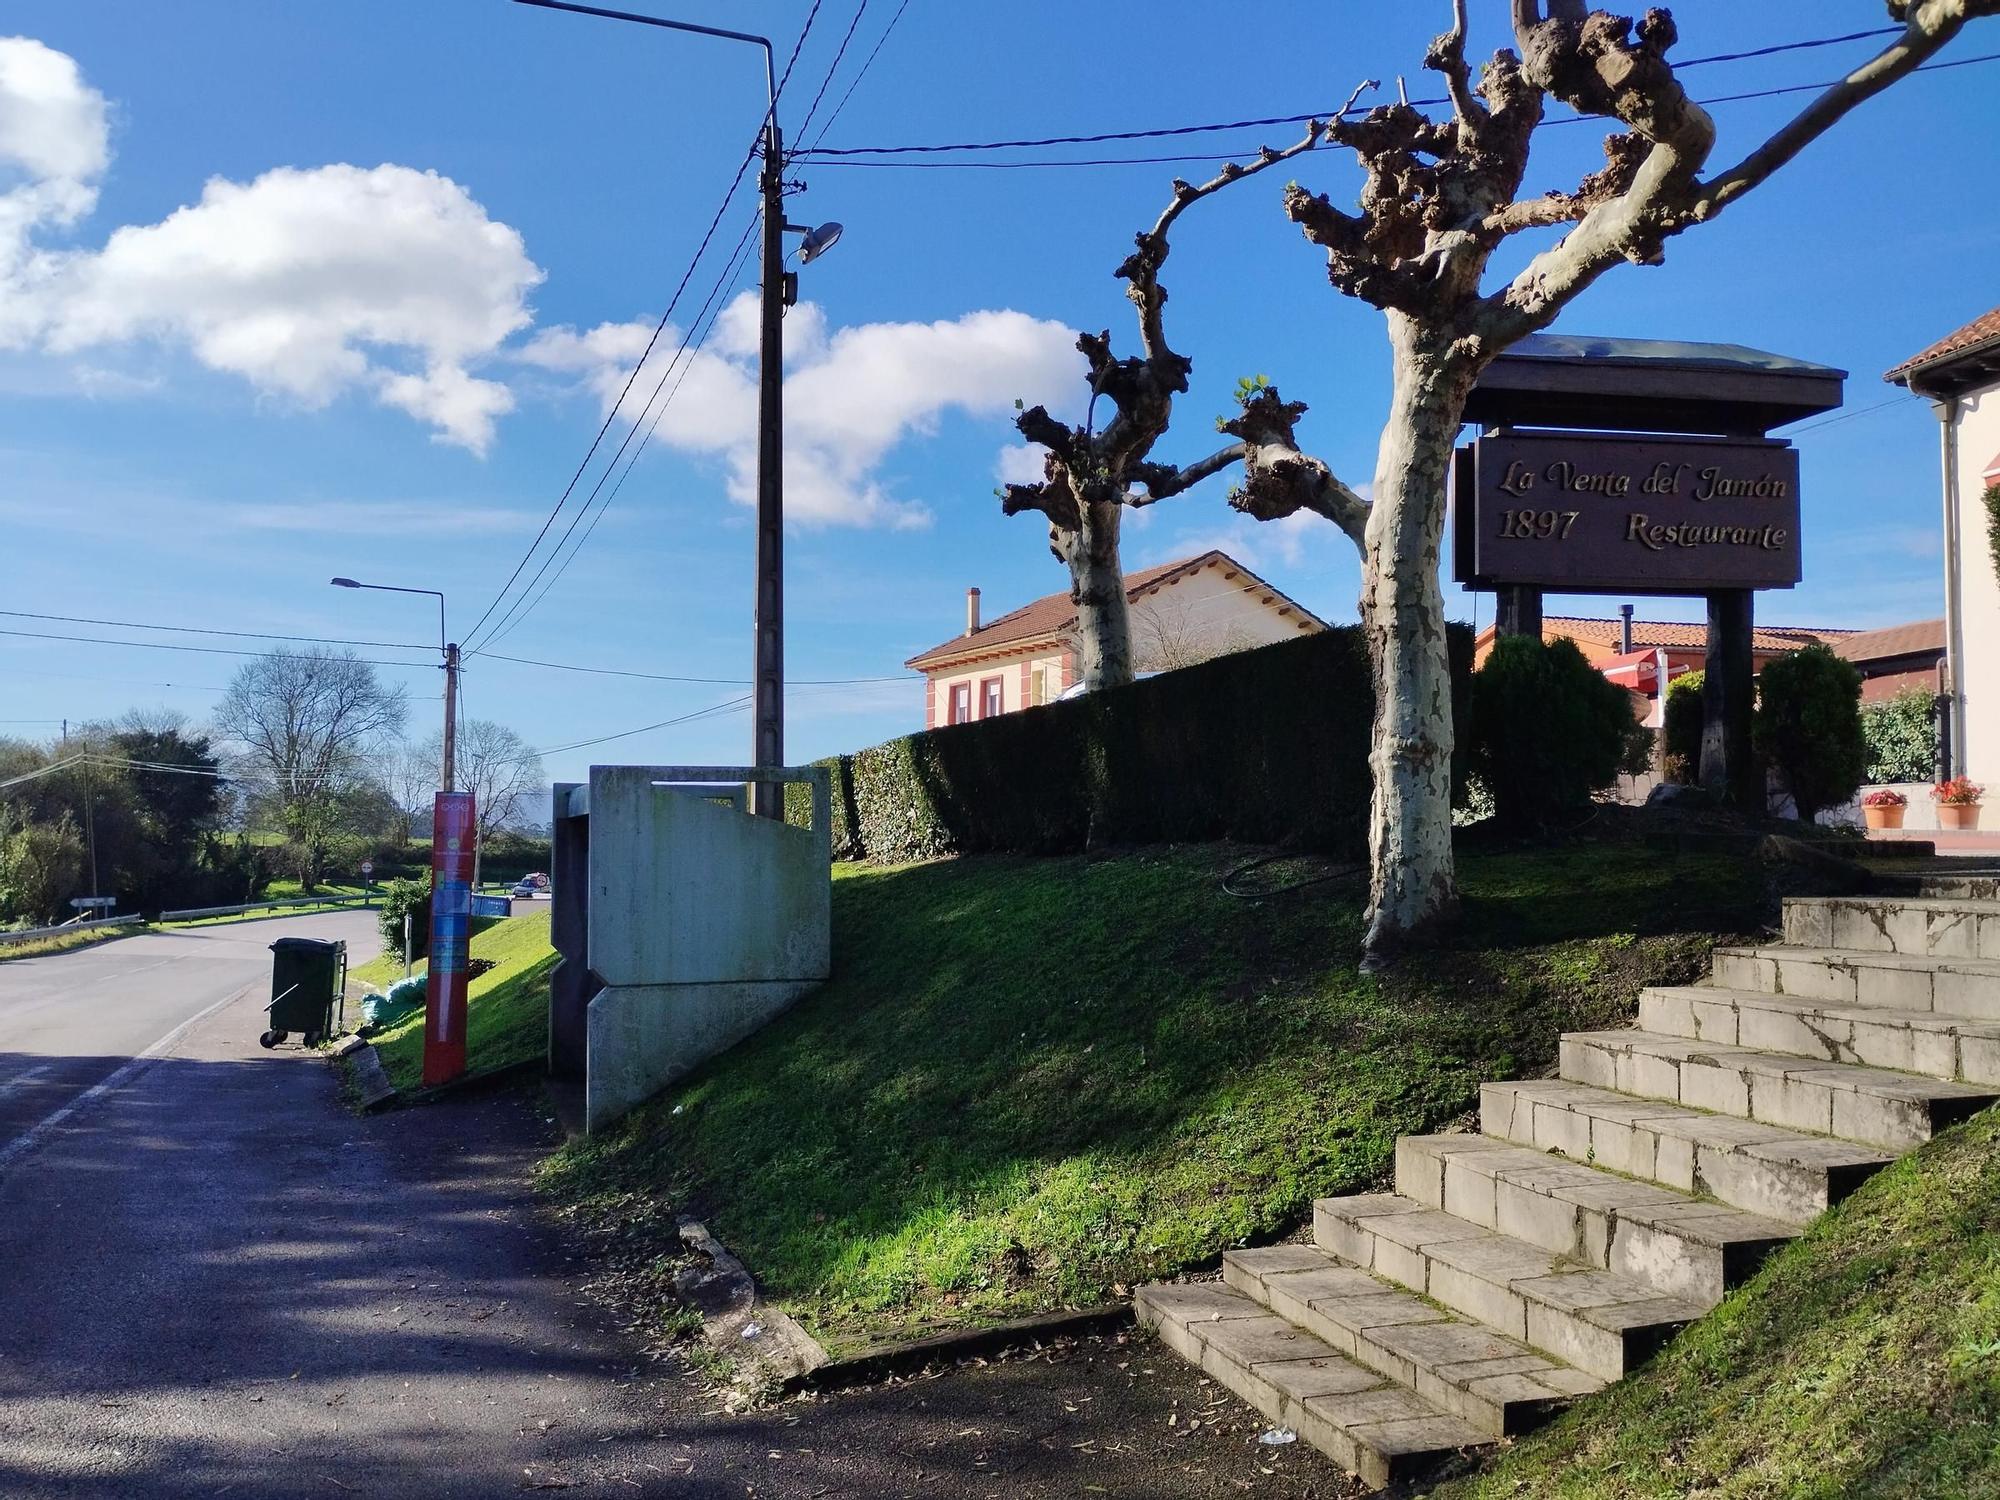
[0, 923, 152, 962]
[539, 842, 1765, 1354]
[1431, 1101, 2000, 1500]
[364, 912, 554, 1092]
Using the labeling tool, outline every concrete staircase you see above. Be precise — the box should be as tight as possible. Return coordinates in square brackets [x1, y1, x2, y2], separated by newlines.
[1137, 887, 2000, 1489]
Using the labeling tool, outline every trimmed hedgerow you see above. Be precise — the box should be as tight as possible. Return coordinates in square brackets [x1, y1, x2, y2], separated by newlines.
[796, 626, 1472, 862]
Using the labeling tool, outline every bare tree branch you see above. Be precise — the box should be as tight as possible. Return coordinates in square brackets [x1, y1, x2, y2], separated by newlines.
[1126, 444, 1247, 504]
[1221, 387, 1371, 550]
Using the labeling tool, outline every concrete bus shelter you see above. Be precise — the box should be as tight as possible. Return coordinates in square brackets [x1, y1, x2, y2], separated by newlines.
[548, 765, 832, 1133]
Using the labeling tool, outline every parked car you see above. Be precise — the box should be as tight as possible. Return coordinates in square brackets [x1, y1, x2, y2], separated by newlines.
[509, 872, 550, 899]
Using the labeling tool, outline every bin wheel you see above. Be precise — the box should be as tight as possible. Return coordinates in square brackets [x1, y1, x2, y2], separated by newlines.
[303, 1031, 322, 1048]
[259, 1030, 278, 1049]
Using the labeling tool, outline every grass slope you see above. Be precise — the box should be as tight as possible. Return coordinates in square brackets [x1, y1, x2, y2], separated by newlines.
[366, 913, 554, 1091]
[1430, 1103, 2000, 1500]
[542, 843, 1761, 1353]
[0, 923, 152, 962]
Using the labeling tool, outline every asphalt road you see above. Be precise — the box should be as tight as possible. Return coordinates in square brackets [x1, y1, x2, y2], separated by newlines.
[0, 910, 383, 1164]
[0, 911, 1353, 1499]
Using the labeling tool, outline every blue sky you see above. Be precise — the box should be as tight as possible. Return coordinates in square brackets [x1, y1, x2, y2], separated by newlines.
[3, 0, 1995, 789]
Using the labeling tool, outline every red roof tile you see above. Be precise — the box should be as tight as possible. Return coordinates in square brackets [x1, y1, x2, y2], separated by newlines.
[1886, 305, 2000, 383]
[905, 550, 1322, 671]
[1533, 614, 1855, 655]
[1829, 618, 1946, 665]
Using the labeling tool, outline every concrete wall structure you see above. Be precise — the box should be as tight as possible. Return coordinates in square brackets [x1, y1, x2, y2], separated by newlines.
[549, 766, 831, 1134]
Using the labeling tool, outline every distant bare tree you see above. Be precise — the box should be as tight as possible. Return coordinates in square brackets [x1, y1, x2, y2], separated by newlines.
[215, 650, 407, 891]
[422, 719, 544, 886]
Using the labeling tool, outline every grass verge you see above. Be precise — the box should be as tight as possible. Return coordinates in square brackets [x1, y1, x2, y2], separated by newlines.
[1428, 1101, 2000, 1500]
[0, 923, 152, 962]
[364, 913, 554, 1092]
[539, 841, 1765, 1356]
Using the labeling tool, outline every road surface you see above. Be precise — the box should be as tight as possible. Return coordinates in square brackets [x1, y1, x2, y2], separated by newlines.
[0, 910, 382, 1164]
[0, 912, 1348, 1498]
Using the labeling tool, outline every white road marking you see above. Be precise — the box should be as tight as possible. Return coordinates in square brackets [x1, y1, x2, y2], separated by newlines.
[0, 982, 257, 1177]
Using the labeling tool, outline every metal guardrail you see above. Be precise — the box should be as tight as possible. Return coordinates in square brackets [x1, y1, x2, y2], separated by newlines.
[160, 892, 375, 923]
[0, 913, 143, 946]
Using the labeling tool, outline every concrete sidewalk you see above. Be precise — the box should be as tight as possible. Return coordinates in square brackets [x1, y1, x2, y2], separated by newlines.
[0, 981, 1355, 1498]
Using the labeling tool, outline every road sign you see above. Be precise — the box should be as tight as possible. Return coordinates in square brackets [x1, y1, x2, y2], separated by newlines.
[69, 896, 116, 909]
[360, 860, 374, 877]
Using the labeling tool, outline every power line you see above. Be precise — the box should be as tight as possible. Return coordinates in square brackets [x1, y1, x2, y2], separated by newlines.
[533, 695, 751, 758]
[801, 0, 911, 153]
[473, 211, 762, 652]
[0, 608, 431, 653]
[789, 0, 869, 149]
[0, 626, 436, 671]
[1788, 392, 1917, 434]
[461, 136, 762, 654]
[475, 649, 905, 686]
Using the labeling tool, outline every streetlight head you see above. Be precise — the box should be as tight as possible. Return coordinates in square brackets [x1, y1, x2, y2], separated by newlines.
[799, 221, 844, 264]
[330, 576, 361, 588]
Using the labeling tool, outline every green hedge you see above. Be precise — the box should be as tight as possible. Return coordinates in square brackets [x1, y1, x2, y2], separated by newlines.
[794, 626, 1472, 862]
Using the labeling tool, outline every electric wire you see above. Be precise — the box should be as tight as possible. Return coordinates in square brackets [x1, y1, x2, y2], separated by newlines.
[0, 626, 437, 670]
[789, 0, 869, 148]
[0, 609, 432, 654]
[473, 211, 761, 652]
[532, 695, 752, 758]
[474, 650, 905, 685]
[800, 0, 911, 152]
[794, 25, 1908, 158]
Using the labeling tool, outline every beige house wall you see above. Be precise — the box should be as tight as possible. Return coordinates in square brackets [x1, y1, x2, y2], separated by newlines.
[925, 648, 1071, 727]
[1947, 384, 2000, 790]
[1127, 562, 1314, 671]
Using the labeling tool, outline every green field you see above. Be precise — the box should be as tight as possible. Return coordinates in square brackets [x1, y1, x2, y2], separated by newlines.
[539, 842, 1764, 1354]
[0, 923, 152, 963]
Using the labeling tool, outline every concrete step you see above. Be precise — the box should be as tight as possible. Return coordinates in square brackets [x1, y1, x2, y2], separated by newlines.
[1394, 1134, 1797, 1304]
[1560, 1029, 1999, 1153]
[1711, 945, 2000, 1020]
[1135, 1279, 1491, 1489]
[1783, 895, 2000, 960]
[1222, 1244, 1604, 1438]
[1481, 1079, 1891, 1224]
[1874, 873, 2000, 902]
[1642, 985, 2000, 1087]
[1313, 1193, 1707, 1382]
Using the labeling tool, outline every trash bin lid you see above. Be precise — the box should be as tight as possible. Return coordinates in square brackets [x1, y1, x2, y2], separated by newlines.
[270, 936, 341, 953]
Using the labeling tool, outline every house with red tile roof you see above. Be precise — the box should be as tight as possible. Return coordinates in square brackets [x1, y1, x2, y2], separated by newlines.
[1888, 303, 2000, 790]
[1830, 619, 1947, 704]
[904, 550, 1326, 728]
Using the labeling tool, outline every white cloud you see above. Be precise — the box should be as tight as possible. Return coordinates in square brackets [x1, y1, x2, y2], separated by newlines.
[994, 442, 1048, 487]
[0, 42, 540, 453]
[1147, 509, 1341, 572]
[524, 294, 1082, 528]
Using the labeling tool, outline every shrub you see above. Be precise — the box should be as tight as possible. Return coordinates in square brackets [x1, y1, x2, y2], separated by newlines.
[377, 875, 431, 960]
[1662, 668, 1705, 783]
[806, 626, 1473, 862]
[1468, 637, 1645, 830]
[1754, 644, 1867, 823]
[1859, 686, 1936, 784]
[0, 809, 85, 925]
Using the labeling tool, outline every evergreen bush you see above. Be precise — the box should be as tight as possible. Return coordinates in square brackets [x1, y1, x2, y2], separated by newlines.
[1468, 637, 1646, 830]
[1663, 669, 1705, 783]
[1754, 643, 1867, 823]
[377, 875, 431, 959]
[1860, 686, 1937, 785]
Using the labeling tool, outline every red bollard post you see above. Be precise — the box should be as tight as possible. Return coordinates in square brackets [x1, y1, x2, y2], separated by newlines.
[424, 790, 476, 1087]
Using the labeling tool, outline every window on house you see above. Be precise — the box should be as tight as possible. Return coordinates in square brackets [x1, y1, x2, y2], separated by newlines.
[1030, 667, 1047, 706]
[948, 682, 972, 724]
[981, 677, 1004, 719]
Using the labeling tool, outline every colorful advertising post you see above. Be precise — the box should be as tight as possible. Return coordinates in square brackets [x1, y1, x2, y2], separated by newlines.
[424, 790, 476, 1086]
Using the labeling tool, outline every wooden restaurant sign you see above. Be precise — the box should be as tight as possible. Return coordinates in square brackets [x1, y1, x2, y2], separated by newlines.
[1452, 432, 1801, 592]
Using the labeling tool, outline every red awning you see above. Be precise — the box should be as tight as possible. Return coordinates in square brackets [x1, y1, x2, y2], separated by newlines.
[1598, 648, 1694, 695]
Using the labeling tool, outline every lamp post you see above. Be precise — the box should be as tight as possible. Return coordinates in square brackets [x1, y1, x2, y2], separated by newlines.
[513, 0, 844, 817]
[330, 577, 455, 792]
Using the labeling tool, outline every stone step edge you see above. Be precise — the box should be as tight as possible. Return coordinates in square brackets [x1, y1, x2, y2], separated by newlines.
[1479, 1078, 1892, 1224]
[1655, 984, 2000, 1033]
[1640, 986, 2000, 1087]
[1220, 1244, 1603, 1439]
[1135, 1280, 1491, 1490]
[1395, 1132, 1796, 1305]
[1712, 944, 2000, 976]
[1783, 894, 2000, 914]
[1313, 1192, 1706, 1382]
[1559, 1028, 2000, 1101]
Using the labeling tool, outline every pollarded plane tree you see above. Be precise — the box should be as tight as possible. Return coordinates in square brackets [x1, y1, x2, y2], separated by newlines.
[997, 83, 1376, 693]
[1211, 0, 1994, 963]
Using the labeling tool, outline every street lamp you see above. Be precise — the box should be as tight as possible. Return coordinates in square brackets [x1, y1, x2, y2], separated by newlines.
[330, 577, 456, 792]
[513, 0, 845, 817]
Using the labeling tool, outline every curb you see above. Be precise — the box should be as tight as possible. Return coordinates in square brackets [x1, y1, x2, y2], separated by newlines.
[337, 1039, 398, 1111]
[786, 1302, 1135, 1393]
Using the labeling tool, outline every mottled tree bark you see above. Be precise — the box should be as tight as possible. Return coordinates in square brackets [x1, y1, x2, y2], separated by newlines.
[1062, 497, 1134, 689]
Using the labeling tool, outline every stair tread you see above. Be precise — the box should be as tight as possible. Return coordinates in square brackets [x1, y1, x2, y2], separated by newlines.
[1315, 1192, 1708, 1332]
[1790, 895, 2000, 914]
[1224, 1244, 1605, 1423]
[1485, 1079, 1893, 1169]
[1563, 1029, 2000, 1100]
[1399, 1133, 1802, 1245]
[1135, 1279, 1492, 1483]
[1658, 985, 2000, 1035]
[1714, 945, 2000, 975]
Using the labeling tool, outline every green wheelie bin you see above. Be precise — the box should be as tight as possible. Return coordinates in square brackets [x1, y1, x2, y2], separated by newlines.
[261, 936, 348, 1049]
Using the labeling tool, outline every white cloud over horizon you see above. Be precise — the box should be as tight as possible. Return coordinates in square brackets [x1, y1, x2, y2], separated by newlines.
[0, 37, 539, 454]
[522, 294, 1082, 529]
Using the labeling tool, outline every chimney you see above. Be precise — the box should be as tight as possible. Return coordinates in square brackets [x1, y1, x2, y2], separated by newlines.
[965, 586, 981, 636]
[1619, 603, 1634, 655]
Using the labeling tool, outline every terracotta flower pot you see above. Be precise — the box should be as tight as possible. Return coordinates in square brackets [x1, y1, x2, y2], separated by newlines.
[1863, 804, 1906, 831]
[1937, 803, 1983, 831]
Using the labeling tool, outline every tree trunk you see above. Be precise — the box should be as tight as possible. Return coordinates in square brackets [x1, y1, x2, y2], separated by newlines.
[1359, 315, 1475, 964]
[1067, 495, 1134, 690]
